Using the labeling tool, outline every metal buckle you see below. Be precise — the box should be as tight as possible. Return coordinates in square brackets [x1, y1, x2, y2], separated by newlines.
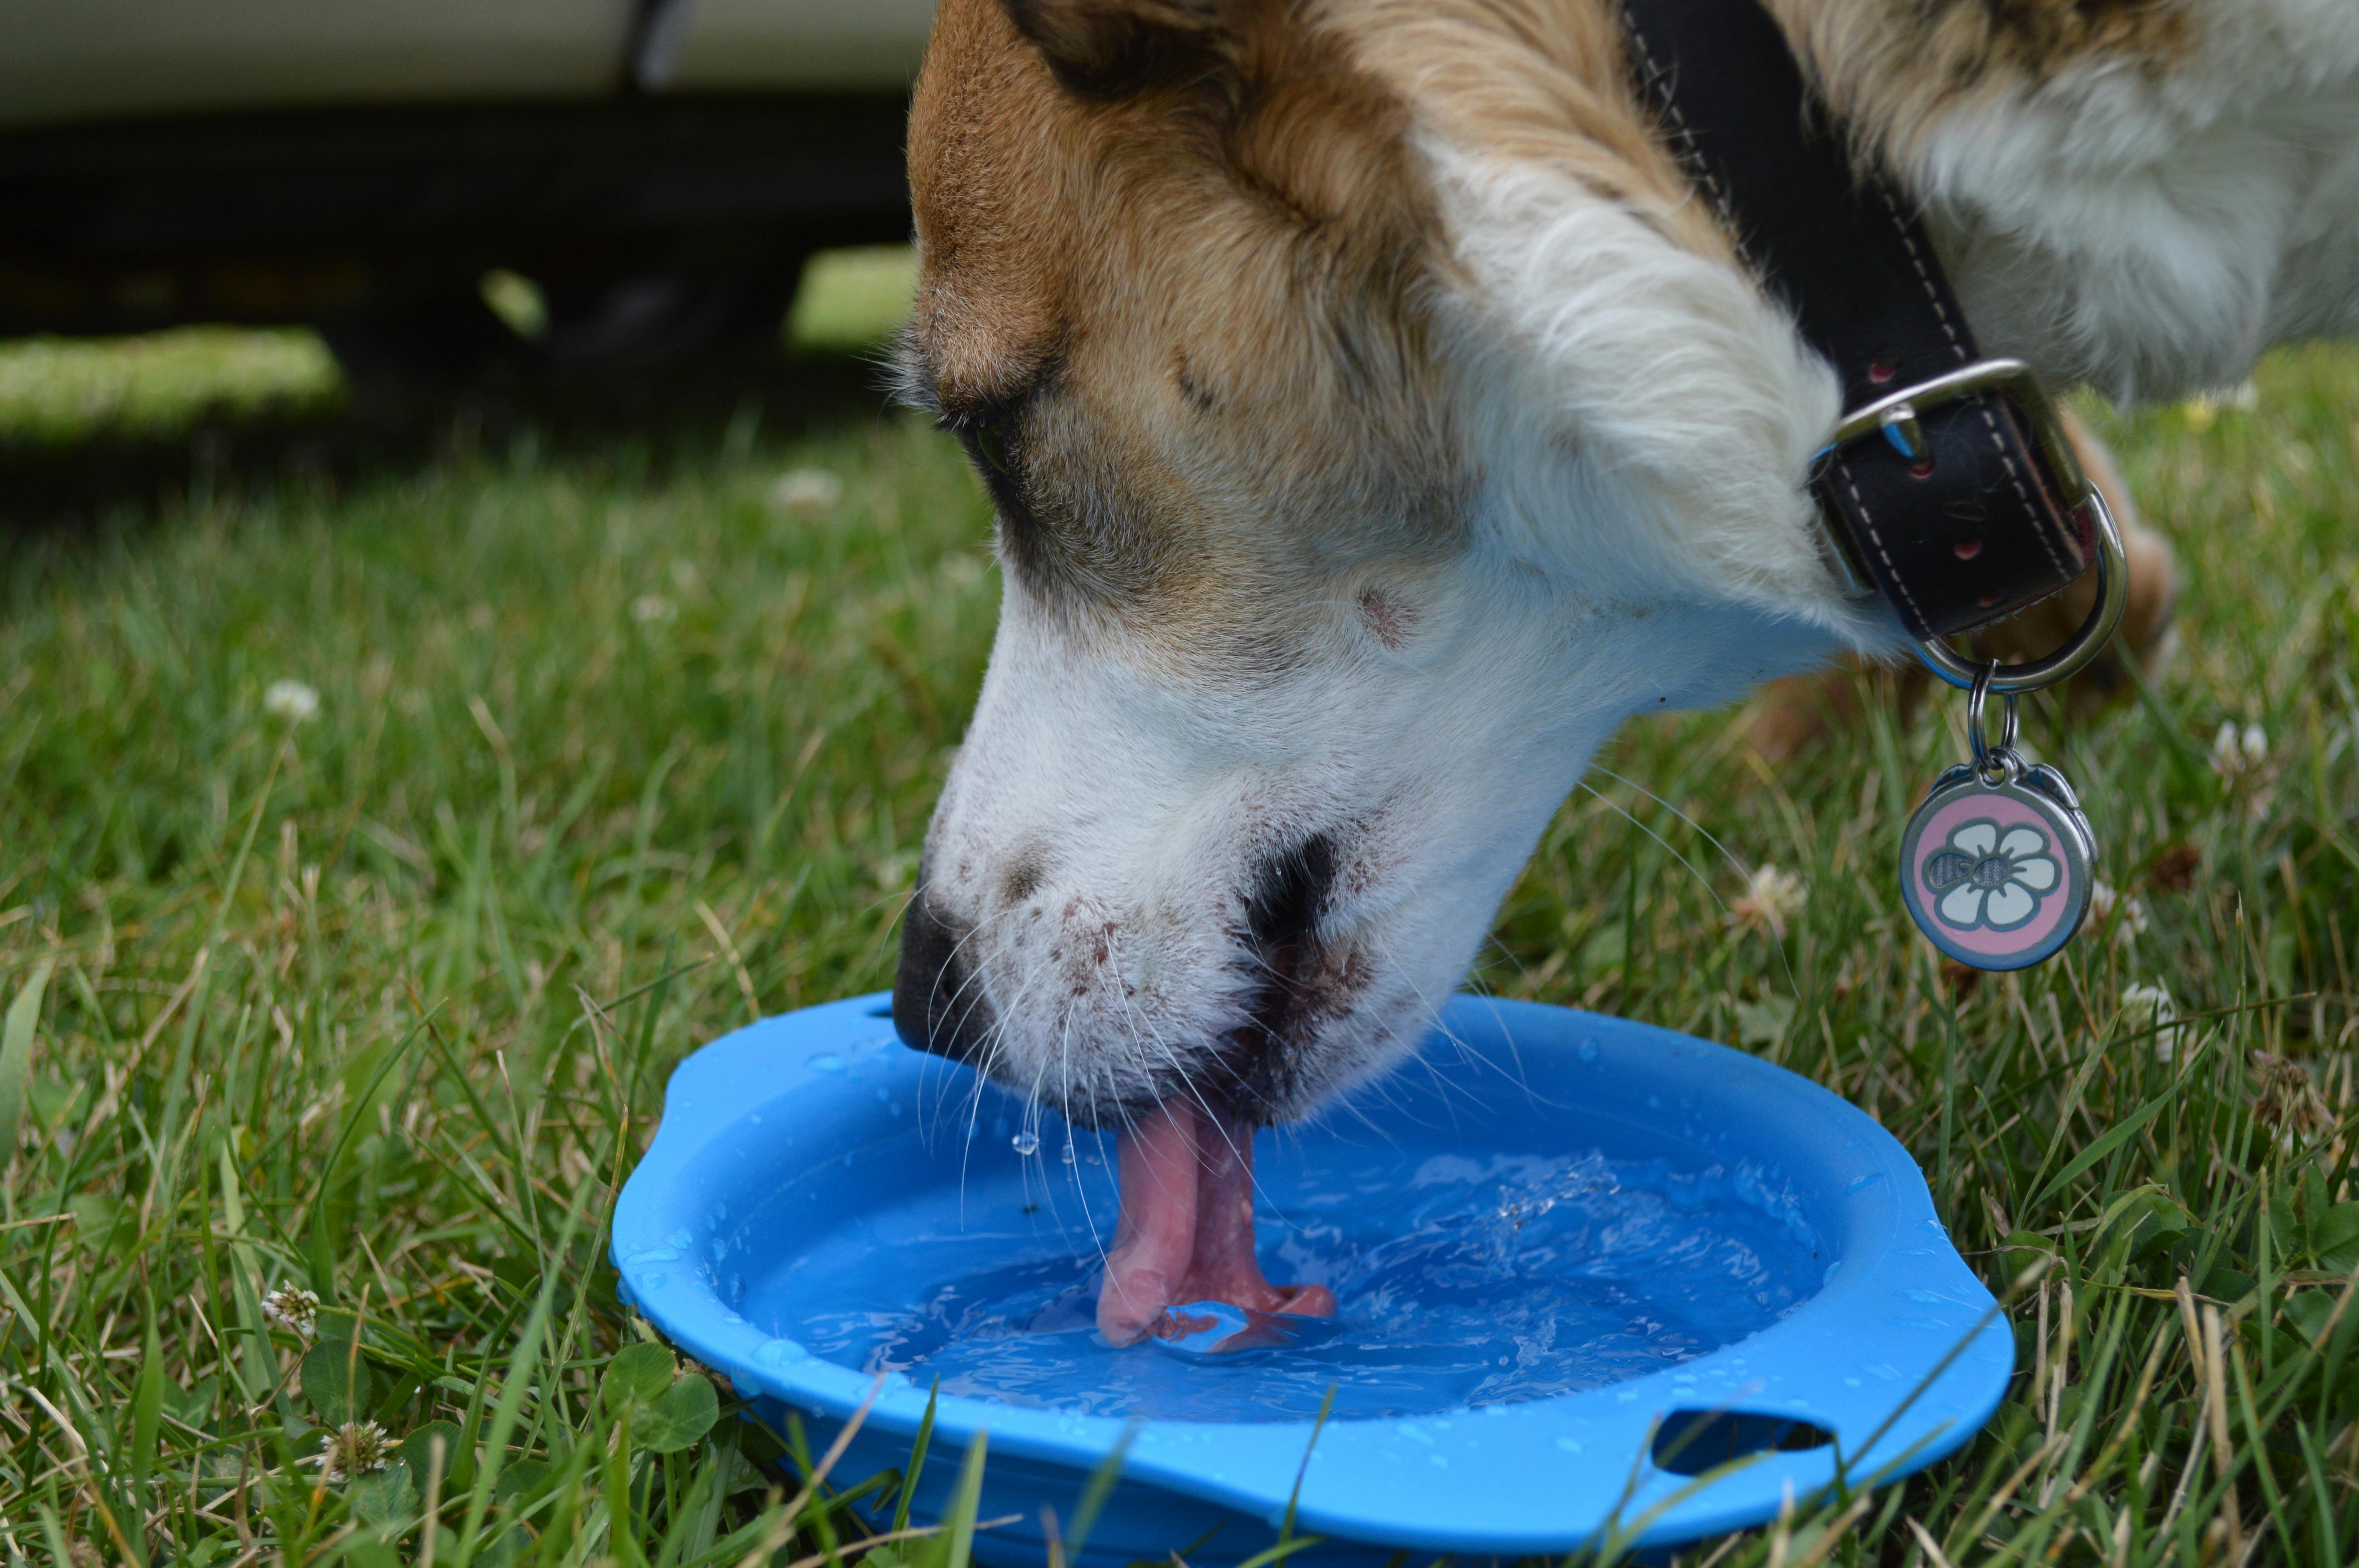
[1815, 357, 2128, 698]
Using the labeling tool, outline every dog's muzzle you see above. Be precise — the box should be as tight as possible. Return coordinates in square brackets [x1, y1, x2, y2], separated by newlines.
[892, 883, 995, 1063]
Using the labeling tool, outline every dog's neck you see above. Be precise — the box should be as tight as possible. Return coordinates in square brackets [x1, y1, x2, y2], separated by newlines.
[1766, 0, 2359, 403]
[1341, 0, 2359, 669]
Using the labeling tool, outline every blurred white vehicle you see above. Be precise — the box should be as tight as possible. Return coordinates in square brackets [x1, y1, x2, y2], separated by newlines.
[0, 0, 935, 370]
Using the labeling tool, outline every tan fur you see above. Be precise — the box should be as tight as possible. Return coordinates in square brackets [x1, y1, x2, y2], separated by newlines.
[907, 0, 1461, 663]
[1759, 0, 2198, 169]
[914, 0, 2205, 408]
[1323, 0, 1727, 262]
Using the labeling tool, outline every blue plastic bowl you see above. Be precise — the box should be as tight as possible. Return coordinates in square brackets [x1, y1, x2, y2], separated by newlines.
[612, 995, 2012, 1565]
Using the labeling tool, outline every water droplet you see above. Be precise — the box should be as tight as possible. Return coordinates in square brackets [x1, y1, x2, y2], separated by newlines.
[808, 1053, 845, 1073]
[1578, 1041, 1599, 1063]
[1012, 1130, 1040, 1156]
[1061, 1141, 1078, 1164]
[754, 1339, 810, 1367]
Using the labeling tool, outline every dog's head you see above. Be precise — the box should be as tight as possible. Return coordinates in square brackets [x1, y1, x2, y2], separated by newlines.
[892, 0, 1882, 1128]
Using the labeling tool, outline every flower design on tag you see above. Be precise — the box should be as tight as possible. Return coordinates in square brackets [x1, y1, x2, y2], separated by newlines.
[1919, 820, 2057, 931]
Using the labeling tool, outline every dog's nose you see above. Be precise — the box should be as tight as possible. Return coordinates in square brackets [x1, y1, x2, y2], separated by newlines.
[893, 882, 995, 1063]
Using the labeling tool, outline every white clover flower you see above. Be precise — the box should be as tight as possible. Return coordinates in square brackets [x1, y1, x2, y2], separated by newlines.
[262, 1283, 321, 1339]
[768, 468, 844, 516]
[264, 680, 320, 725]
[319, 1420, 391, 1481]
[1730, 865, 1808, 938]
[631, 593, 677, 624]
[2121, 983, 2182, 1061]
[2090, 880, 2148, 943]
[2211, 720, 2268, 777]
[2181, 381, 2257, 431]
[2210, 720, 2240, 773]
[1923, 822, 2056, 930]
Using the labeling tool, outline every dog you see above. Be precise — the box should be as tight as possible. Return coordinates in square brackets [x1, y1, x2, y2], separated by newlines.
[887, 0, 2359, 1340]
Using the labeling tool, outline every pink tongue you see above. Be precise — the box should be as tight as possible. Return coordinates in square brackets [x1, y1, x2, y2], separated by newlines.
[1097, 1098, 1337, 1346]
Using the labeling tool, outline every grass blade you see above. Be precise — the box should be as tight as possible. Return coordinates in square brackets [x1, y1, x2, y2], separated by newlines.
[0, 957, 52, 1156]
[942, 1431, 987, 1568]
[892, 1379, 940, 1536]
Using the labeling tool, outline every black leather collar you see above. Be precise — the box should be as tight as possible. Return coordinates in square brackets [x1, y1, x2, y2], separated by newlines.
[1614, 0, 2097, 642]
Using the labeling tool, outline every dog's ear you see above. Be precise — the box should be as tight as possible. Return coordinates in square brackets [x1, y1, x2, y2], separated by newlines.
[1000, 0, 1231, 98]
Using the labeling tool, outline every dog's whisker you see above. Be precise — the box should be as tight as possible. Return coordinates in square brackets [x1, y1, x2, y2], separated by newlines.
[1570, 773, 1805, 1004]
[1363, 933, 1496, 1127]
[1578, 762, 1807, 999]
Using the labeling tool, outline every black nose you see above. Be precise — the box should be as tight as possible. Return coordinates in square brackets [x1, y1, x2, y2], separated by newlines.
[893, 879, 995, 1063]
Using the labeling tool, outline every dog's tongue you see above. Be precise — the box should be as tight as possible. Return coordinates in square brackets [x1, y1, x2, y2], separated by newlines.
[1097, 1098, 1337, 1346]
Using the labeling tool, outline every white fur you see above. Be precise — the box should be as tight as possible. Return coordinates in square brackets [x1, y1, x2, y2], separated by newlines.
[1419, 138, 1870, 648]
[1916, 0, 2359, 399]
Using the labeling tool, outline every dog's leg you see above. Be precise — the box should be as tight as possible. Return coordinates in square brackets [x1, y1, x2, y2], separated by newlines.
[1971, 410, 2179, 715]
[1741, 412, 2178, 762]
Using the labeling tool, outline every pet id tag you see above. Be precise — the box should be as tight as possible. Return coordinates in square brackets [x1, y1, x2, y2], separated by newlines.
[1899, 667, 2096, 971]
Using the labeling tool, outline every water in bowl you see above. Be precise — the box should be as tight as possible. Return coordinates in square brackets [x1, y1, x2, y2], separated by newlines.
[764, 1147, 1823, 1423]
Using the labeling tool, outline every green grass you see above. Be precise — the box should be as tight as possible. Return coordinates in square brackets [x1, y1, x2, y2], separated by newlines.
[0, 251, 2353, 1568]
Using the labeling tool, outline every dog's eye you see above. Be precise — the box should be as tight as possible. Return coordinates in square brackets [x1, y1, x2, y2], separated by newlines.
[945, 407, 1018, 480]
[949, 408, 1048, 562]
[973, 419, 1013, 477]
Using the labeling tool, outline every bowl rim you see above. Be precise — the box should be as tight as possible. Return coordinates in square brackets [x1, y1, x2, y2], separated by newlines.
[612, 993, 2013, 1555]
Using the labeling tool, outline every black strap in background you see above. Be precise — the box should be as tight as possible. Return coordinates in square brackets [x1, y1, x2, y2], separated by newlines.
[1615, 0, 2093, 640]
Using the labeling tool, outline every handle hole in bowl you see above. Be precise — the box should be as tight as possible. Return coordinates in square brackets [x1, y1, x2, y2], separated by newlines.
[865, 1003, 894, 1018]
[1652, 1411, 1835, 1476]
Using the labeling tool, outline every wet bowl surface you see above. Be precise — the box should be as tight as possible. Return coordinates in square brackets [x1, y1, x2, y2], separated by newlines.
[613, 995, 2012, 1566]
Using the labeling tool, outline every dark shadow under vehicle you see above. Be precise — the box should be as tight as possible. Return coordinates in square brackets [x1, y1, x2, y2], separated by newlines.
[0, 92, 912, 380]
